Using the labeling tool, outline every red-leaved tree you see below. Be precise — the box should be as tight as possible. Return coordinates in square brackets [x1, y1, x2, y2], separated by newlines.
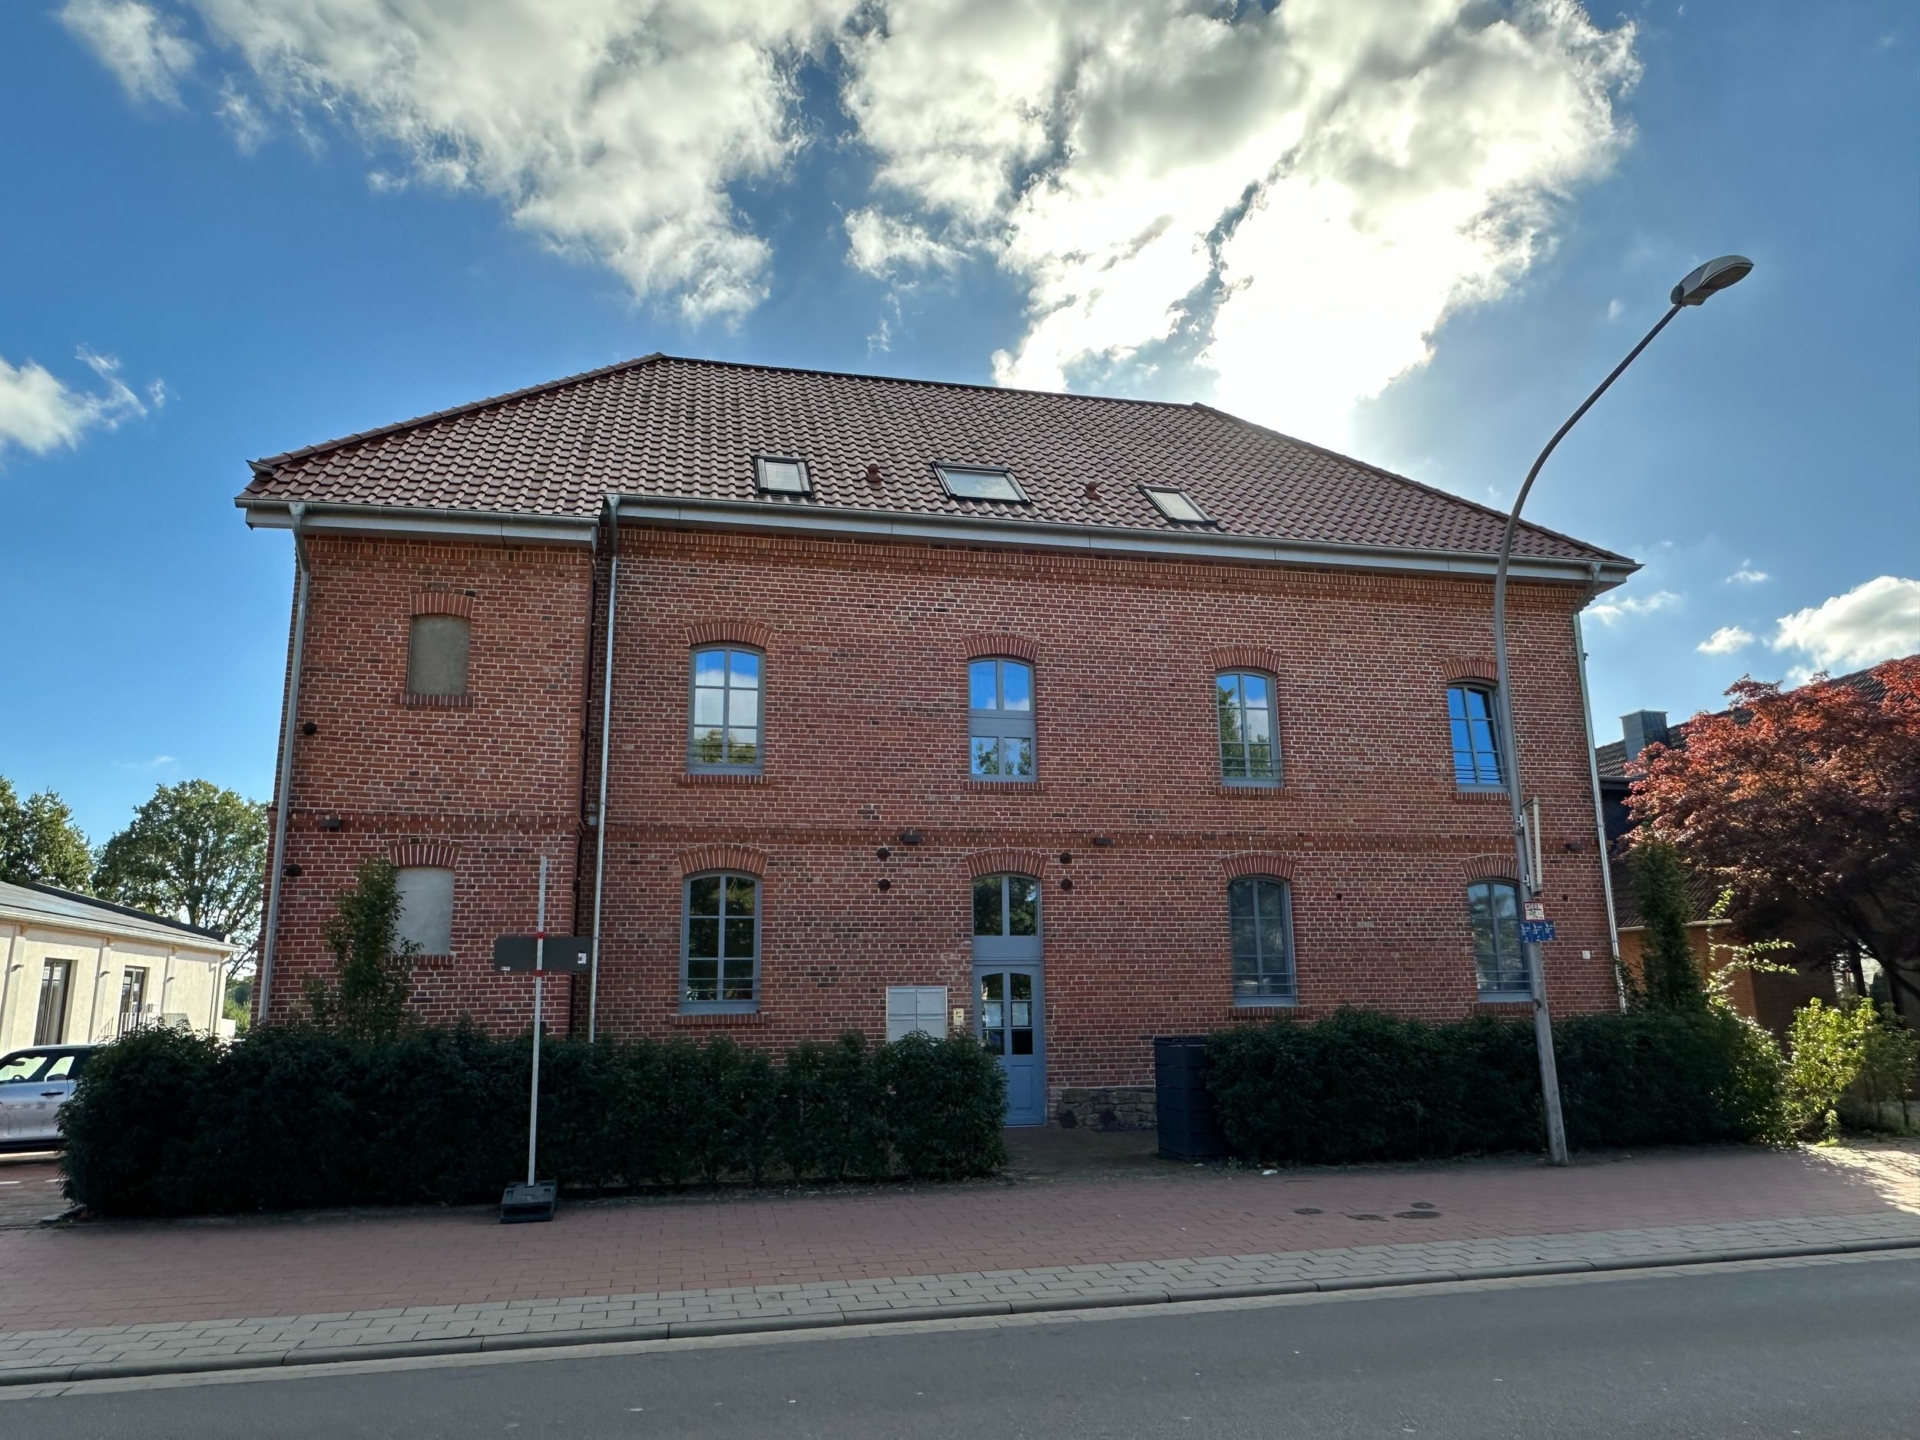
[1628, 657, 1920, 1020]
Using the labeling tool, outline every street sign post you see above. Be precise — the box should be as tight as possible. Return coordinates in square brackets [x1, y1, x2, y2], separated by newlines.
[1520, 919, 1557, 945]
[498, 857, 561, 1225]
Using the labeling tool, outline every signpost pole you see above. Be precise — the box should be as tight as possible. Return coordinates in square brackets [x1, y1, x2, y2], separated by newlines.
[528, 856, 546, 1188]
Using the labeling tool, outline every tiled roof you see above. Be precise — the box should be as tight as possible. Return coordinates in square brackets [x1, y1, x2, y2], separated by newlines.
[0, 880, 236, 949]
[1609, 857, 1731, 930]
[240, 355, 1630, 566]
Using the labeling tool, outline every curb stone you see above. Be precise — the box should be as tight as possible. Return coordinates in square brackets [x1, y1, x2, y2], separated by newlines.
[7, 1236, 1919, 1388]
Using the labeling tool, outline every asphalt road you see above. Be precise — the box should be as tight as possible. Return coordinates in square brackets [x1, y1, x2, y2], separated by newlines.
[11, 1255, 1920, 1438]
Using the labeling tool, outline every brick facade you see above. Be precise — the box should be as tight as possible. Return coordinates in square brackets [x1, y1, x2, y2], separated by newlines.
[262, 523, 1618, 1122]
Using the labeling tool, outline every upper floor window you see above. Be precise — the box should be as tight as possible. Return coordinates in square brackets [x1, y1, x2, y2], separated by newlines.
[684, 873, 759, 1011]
[1230, 876, 1295, 1004]
[690, 647, 763, 772]
[408, 615, 470, 696]
[1217, 671, 1279, 784]
[395, 866, 455, 955]
[755, 456, 811, 495]
[936, 465, 1027, 504]
[968, 658, 1035, 780]
[1468, 879, 1528, 997]
[1448, 684, 1504, 788]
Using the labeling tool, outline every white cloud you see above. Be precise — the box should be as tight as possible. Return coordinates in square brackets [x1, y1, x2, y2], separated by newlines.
[843, 0, 1638, 441]
[1725, 560, 1768, 585]
[1696, 625, 1753, 655]
[60, 0, 198, 106]
[107, 0, 854, 322]
[68, 1, 1637, 392]
[844, 208, 962, 278]
[1771, 577, 1920, 670]
[0, 349, 154, 462]
[1587, 588, 1679, 626]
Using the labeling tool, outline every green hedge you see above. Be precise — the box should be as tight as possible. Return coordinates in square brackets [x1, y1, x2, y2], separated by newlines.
[61, 1025, 1007, 1217]
[1206, 1008, 1786, 1165]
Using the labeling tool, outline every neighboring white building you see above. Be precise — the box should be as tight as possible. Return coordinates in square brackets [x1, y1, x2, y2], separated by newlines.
[0, 881, 239, 1052]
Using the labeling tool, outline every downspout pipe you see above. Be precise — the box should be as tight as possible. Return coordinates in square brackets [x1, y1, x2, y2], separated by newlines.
[588, 495, 621, 1042]
[1574, 561, 1624, 1009]
[257, 501, 312, 1025]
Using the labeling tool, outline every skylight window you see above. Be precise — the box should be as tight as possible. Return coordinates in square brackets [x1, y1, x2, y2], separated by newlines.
[1143, 486, 1209, 524]
[755, 456, 811, 495]
[935, 465, 1027, 504]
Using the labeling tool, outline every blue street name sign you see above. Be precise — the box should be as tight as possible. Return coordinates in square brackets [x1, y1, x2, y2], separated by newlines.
[1520, 919, 1557, 945]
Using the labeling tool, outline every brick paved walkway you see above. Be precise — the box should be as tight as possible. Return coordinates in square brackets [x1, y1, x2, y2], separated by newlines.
[3, 1140, 1916, 1385]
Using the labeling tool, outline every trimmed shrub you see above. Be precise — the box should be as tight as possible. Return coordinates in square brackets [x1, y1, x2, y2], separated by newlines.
[1209, 1007, 1785, 1165]
[60, 1025, 1006, 1217]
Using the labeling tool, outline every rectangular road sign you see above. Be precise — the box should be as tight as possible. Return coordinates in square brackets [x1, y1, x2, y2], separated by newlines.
[492, 935, 592, 973]
[1525, 902, 1547, 922]
[1519, 919, 1557, 945]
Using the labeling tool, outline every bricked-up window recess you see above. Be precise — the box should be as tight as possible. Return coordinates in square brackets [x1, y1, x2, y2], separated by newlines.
[683, 873, 759, 1012]
[1468, 879, 1529, 997]
[1230, 877, 1296, 1004]
[407, 615, 471, 697]
[394, 867, 455, 955]
[968, 658, 1035, 780]
[1216, 671, 1280, 784]
[1447, 683, 1506, 789]
[689, 648, 764, 773]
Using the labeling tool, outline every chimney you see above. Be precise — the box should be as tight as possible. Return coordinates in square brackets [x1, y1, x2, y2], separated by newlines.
[1621, 710, 1670, 764]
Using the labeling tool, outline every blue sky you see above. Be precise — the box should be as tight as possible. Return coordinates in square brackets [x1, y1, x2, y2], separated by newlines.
[2, 0, 1916, 846]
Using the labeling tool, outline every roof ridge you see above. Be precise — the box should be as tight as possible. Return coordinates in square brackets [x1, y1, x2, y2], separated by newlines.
[1191, 403, 1637, 569]
[250, 352, 669, 474]
[4, 878, 232, 942]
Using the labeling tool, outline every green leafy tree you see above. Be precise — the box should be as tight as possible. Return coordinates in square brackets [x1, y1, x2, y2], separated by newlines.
[0, 776, 93, 891]
[1629, 836, 1707, 1010]
[304, 856, 418, 1040]
[93, 780, 268, 966]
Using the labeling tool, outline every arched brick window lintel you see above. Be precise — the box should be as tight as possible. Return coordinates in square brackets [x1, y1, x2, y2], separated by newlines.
[1209, 645, 1284, 677]
[1462, 854, 1518, 883]
[1443, 657, 1499, 684]
[960, 633, 1040, 665]
[411, 590, 475, 619]
[1220, 852, 1296, 882]
[964, 848, 1050, 880]
[388, 840, 459, 870]
[678, 844, 768, 878]
[687, 620, 773, 652]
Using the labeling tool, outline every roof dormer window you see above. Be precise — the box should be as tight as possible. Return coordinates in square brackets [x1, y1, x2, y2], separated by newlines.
[755, 456, 811, 495]
[935, 465, 1026, 504]
[1143, 486, 1209, 524]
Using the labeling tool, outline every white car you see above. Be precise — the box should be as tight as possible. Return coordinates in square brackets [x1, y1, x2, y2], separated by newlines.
[0, 1046, 99, 1150]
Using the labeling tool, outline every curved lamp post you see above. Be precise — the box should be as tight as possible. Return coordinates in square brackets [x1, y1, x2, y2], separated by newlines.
[1495, 255, 1753, 1166]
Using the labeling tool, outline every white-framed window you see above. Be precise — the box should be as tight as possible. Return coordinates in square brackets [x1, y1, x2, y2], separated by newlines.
[690, 647, 764, 772]
[395, 866, 455, 955]
[936, 465, 1027, 503]
[1230, 876, 1296, 1004]
[683, 873, 760, 1012]
[1216, 671, 1279, 784]
[408, 615, 471, 696]
[968, 657, 1036, 780]
[755, 456, 811, 495]
[1469, 879, 1529, 997]
[886, 986, 949, 1042]
[1448, 684, 1504, 789]
[116, 967, 149, 1036]
[1143, 486, 1209, 523]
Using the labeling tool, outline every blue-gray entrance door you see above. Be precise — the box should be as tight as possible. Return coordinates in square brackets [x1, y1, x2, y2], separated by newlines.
[972, 873, 1045, 1126]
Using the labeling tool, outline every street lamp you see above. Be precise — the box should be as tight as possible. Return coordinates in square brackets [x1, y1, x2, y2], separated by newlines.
[1492, 256, 1753, 1167]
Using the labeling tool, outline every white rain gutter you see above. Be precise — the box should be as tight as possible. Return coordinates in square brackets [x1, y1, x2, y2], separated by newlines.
[588, 498, 621, 1043]
[256, 501, 312, 1025]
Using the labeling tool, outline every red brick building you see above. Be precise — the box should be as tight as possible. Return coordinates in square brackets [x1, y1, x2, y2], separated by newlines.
[240, 355, 1636, 1126]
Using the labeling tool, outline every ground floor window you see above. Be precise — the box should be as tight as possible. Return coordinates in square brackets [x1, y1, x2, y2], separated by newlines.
[1468, 879, 1529, 996]
[34, 959, 71, 1045]
[1230, 876, 1295, 1004]
[684, 873, 759, 1011]
[117, 967, 149, 1036]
